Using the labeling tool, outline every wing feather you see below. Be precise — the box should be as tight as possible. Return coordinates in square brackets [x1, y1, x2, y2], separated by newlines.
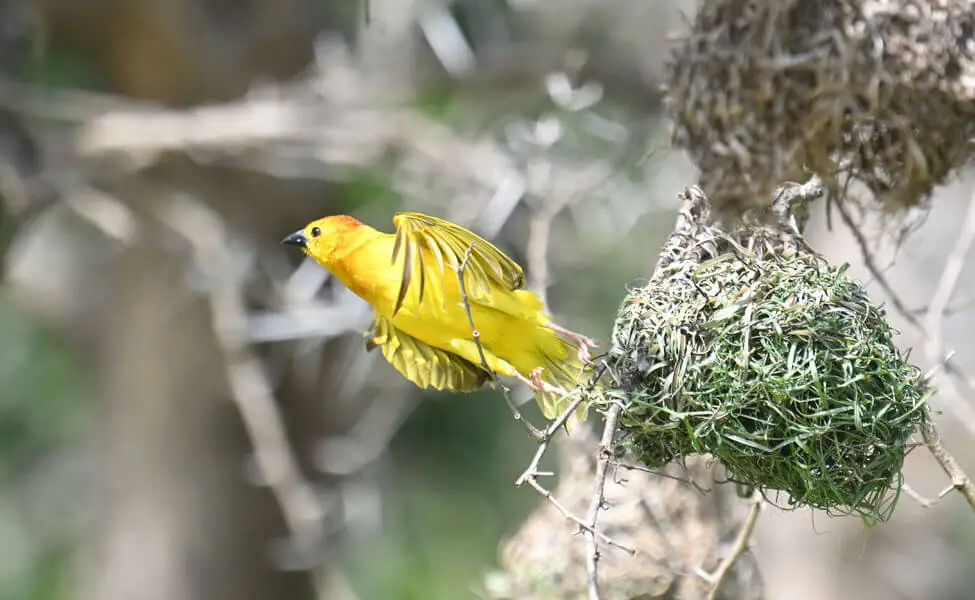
[367, 315, 489, 392]
[390, 212, 525, 315]
[393, 231, 413, 316]
[422, 229, 447, 308]
[416, 238, 426, 304]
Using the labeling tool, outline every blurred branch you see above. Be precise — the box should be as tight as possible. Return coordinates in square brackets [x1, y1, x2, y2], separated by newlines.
[160, 197, 329, 597]
[922, 190, 975, 436]
[69, 82, 517, 189]
[832, 197, 921, 330]
[3, 74, 520, 202]
[0, 30, 655, 242]
[525, 171, 573, 300]
[835, 190, 975, 512]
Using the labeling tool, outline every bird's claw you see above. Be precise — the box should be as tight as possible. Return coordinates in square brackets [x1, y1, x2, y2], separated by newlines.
[529, 367, 546, 392]
[546, 321, 599, 364]
[576, 344, 593, 364]
[516, 367, 569, 397]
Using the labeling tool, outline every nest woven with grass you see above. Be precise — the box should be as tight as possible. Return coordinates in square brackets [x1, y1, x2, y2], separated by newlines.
[666, 0, 975, 217]
[601, 184, 931, 523]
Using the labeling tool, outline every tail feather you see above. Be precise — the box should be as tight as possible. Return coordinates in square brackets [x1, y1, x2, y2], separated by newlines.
[506, 290, 596, 433]
[534, 338, 592, 434]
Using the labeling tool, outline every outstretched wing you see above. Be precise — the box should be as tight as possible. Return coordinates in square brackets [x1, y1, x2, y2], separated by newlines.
[390, 212, 526, 315]
[367, 314, 490, 391]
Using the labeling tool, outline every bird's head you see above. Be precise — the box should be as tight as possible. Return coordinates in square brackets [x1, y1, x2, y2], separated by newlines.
[281, 215, 363, 265]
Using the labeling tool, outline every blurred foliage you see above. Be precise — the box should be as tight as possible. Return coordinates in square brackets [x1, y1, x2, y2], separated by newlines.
[0, 301, 88, 474]
[0, 0, 42, 78]
[0, 295, 90, 600]
[344, 389, 544, 600]
[25, 44, 104, 90]
[0, 25, 95, 599]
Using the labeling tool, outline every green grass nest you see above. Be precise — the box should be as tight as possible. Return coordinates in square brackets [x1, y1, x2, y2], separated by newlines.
[604, 227, 931, 523]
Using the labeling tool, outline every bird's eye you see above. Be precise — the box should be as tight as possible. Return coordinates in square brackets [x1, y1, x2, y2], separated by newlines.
[311, 227, 321, 238]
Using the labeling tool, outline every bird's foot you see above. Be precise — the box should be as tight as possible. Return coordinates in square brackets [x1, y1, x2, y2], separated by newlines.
[516, 367, 569, 397]
[529, 367, 548, 393]
[546, 322, 599, 363]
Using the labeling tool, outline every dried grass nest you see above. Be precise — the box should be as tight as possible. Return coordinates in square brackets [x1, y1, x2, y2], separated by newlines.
[598, 184, 931, 523]
[666, 0, 975, 216]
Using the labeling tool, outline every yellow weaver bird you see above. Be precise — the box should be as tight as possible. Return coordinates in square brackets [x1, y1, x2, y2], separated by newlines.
[282, 212, 596, 431]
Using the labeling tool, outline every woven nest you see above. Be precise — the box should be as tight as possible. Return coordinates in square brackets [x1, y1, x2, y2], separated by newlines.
[667, 0, 975, 216]
[600, 184, 931, 523]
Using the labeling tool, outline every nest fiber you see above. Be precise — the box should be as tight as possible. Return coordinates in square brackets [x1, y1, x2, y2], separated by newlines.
[604, 187, 930, 522]
[667, 0, 975, 216]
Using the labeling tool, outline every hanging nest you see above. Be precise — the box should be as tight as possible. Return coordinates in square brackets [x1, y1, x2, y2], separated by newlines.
[598, 183, 932, 523]
[666, 0, 975, 217]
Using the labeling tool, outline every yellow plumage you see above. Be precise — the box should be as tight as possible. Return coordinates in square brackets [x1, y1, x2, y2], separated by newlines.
[282, 212, 593, 431]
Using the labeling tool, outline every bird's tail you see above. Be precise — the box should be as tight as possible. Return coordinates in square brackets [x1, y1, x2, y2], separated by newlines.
[534, 338, 595, 435]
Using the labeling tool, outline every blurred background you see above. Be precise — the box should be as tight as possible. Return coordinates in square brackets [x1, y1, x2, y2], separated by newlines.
[0, 0, 973, 599]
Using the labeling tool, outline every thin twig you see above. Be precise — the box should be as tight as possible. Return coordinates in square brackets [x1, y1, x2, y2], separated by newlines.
[515, 392, 588, 485]
[456, 238, 632, 564]
[585, 402, 623, 600]
[519, 161, 635, 595]
[702, 490, 764, 600]
[456, 243, 544, 440]
[515, 374, 635, 560]
[613, 460, 711, 493]
[515, 362, 607, 487]
[833, 198, 921, 329]
[899, 483, 949, 508]
[513, 363, 634, 561]
[920, 421, 975, 512]
[519, 475, 633, 553]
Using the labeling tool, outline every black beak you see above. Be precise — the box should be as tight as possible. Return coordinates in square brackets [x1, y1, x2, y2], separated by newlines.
[281, 230, 307, 248]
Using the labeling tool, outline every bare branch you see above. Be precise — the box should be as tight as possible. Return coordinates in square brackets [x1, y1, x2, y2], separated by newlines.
[519, 472, 634, 555]
[525, 186, 575, 300]
[585, 402, 622, 600]
[701, 490, 764, 600]
[514, 393, 589, 486]
[900, 482, 950, 508]
[458, 234, 633, 574]
[920, 421, 975, 512]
